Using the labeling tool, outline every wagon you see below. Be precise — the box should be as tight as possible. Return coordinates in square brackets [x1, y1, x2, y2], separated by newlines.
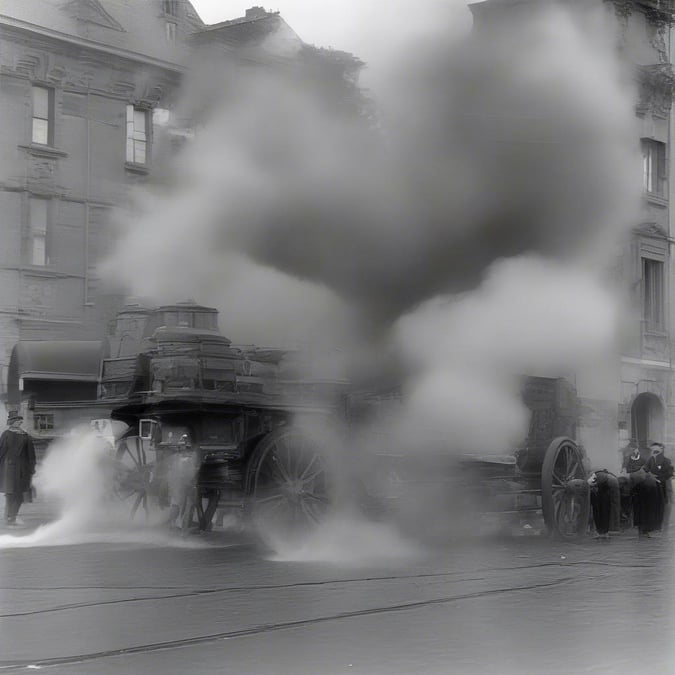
[101, 301, 346, 541]
[101, 301, 591, 541]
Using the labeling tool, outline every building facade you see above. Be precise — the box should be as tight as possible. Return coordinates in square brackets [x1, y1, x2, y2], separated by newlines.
[615, 2, 675, 456]
[0, 3, 336, 445]
[471, 0, 675, 467]
[0, 0, 207, 438]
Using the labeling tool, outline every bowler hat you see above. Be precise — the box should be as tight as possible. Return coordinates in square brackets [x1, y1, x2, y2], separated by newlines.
[7, 410, 23, 423]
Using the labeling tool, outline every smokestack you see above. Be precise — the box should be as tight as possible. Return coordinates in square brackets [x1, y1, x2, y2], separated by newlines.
[245, 7, 269, 20]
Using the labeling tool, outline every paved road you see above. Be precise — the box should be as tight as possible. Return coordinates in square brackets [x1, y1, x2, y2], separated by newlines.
[0, 500, 674, 675]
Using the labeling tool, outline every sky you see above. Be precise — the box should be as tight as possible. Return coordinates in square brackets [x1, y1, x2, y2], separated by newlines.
[189, 0, 366, 41]
[188, 0, 470, 57]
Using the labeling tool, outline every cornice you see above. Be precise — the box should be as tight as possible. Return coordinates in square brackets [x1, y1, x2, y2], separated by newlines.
[635, 222, 668, 239]
[0, 15, 186, 75]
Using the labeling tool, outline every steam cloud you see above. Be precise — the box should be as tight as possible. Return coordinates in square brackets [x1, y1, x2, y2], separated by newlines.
[102, 2, 640, 462]
[0, 433, 208, 549]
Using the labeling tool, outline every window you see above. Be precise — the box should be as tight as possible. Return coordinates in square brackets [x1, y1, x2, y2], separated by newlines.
[163, 0, 178, 16]
[165, 21, 177, 42]
[34, 414, 54, 432]
[643, 257, 665, 330]
[31, 86, 53, 145]
[29, 197, 49, 266]
[126, 105, 148, 164]
[642, 139, 667, 197]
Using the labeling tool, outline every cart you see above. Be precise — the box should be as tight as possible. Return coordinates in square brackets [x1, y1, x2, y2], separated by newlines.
[101, 302, 343, 541]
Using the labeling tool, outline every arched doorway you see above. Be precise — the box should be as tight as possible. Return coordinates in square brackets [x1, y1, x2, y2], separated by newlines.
[631, 393, 665, 453]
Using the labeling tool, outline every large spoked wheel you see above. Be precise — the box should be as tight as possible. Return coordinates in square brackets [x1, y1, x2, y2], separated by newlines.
[113, 437, 155, 521]
[246, 427, 333, 546]
[541, 437, 590, 538]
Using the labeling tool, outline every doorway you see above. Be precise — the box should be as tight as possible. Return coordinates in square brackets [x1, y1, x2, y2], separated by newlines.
[630, 392, 664, 453]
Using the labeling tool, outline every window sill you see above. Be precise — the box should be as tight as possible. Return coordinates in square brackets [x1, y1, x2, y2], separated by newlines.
[644, 192, 668, 207]
[125, 162, 149, 175]
[643, 328, 668, 338]
[20, 266, 80, 279]
[19, 144, 68, 159]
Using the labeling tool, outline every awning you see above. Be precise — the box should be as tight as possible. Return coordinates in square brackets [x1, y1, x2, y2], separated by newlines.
[8, 341, 103, 387]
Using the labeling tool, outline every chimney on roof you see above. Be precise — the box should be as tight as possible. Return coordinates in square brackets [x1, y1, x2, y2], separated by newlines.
[245, 6, 268, 19]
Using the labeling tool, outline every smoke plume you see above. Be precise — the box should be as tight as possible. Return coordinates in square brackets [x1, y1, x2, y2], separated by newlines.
[101, 0, 640, 483]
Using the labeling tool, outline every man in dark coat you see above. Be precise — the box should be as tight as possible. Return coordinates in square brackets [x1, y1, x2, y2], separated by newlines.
[645, 442, 674, 531]
[622, 445, 645, 474]
[0, 411, 36, 527]
[588, 470, 621, 539]
[620, 445, 644, 529]
[630, 467, 662, 537]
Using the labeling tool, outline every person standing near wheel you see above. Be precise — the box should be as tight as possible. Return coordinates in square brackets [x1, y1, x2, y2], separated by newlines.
[588, 469, 621, 539]
[620, 445, 645, 531]
[0, 411, 36, 527]
[166, 434, 197, 529]
[629, 465, 661, 538]
[645, 442, 673, 531]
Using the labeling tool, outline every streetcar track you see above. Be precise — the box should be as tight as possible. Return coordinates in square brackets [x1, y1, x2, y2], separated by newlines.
[0, 556, 652, 594]
[0, 576, 492, 618]
[0, 575, 585, 671]
[0, 557, 651, 620]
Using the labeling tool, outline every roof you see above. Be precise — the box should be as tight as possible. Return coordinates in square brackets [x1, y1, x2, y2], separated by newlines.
[190, 8, 303, 59]
[8, 341, 103, 384]
[156, 301, 218, 313]
[151, 327, 231, 344]
[0, 0, 205, 69]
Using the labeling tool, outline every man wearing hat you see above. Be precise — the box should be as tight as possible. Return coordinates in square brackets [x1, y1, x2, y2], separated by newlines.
[0, 411, 36, 527]
[645, 442, 674, 531]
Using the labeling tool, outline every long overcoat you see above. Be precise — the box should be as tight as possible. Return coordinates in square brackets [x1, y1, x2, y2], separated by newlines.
[0, 428, 36, 494]
[646, 454, 674, 502]
[590, 470, 621, 534]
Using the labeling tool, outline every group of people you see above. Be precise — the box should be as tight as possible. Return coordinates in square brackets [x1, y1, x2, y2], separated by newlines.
[588, 442, 673, 539]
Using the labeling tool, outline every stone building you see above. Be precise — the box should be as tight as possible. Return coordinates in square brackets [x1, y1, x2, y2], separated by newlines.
[471, 0, 675, 466]
[0, 0, 204, 439]
[614, 2, 675, 456]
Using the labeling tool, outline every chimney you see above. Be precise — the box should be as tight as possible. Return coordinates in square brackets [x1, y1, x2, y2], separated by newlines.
[245, 6, 268, 20]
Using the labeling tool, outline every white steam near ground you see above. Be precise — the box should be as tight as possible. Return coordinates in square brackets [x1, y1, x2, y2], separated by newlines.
[0, 433, 208, 550]
[87, 0, 643, 554]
